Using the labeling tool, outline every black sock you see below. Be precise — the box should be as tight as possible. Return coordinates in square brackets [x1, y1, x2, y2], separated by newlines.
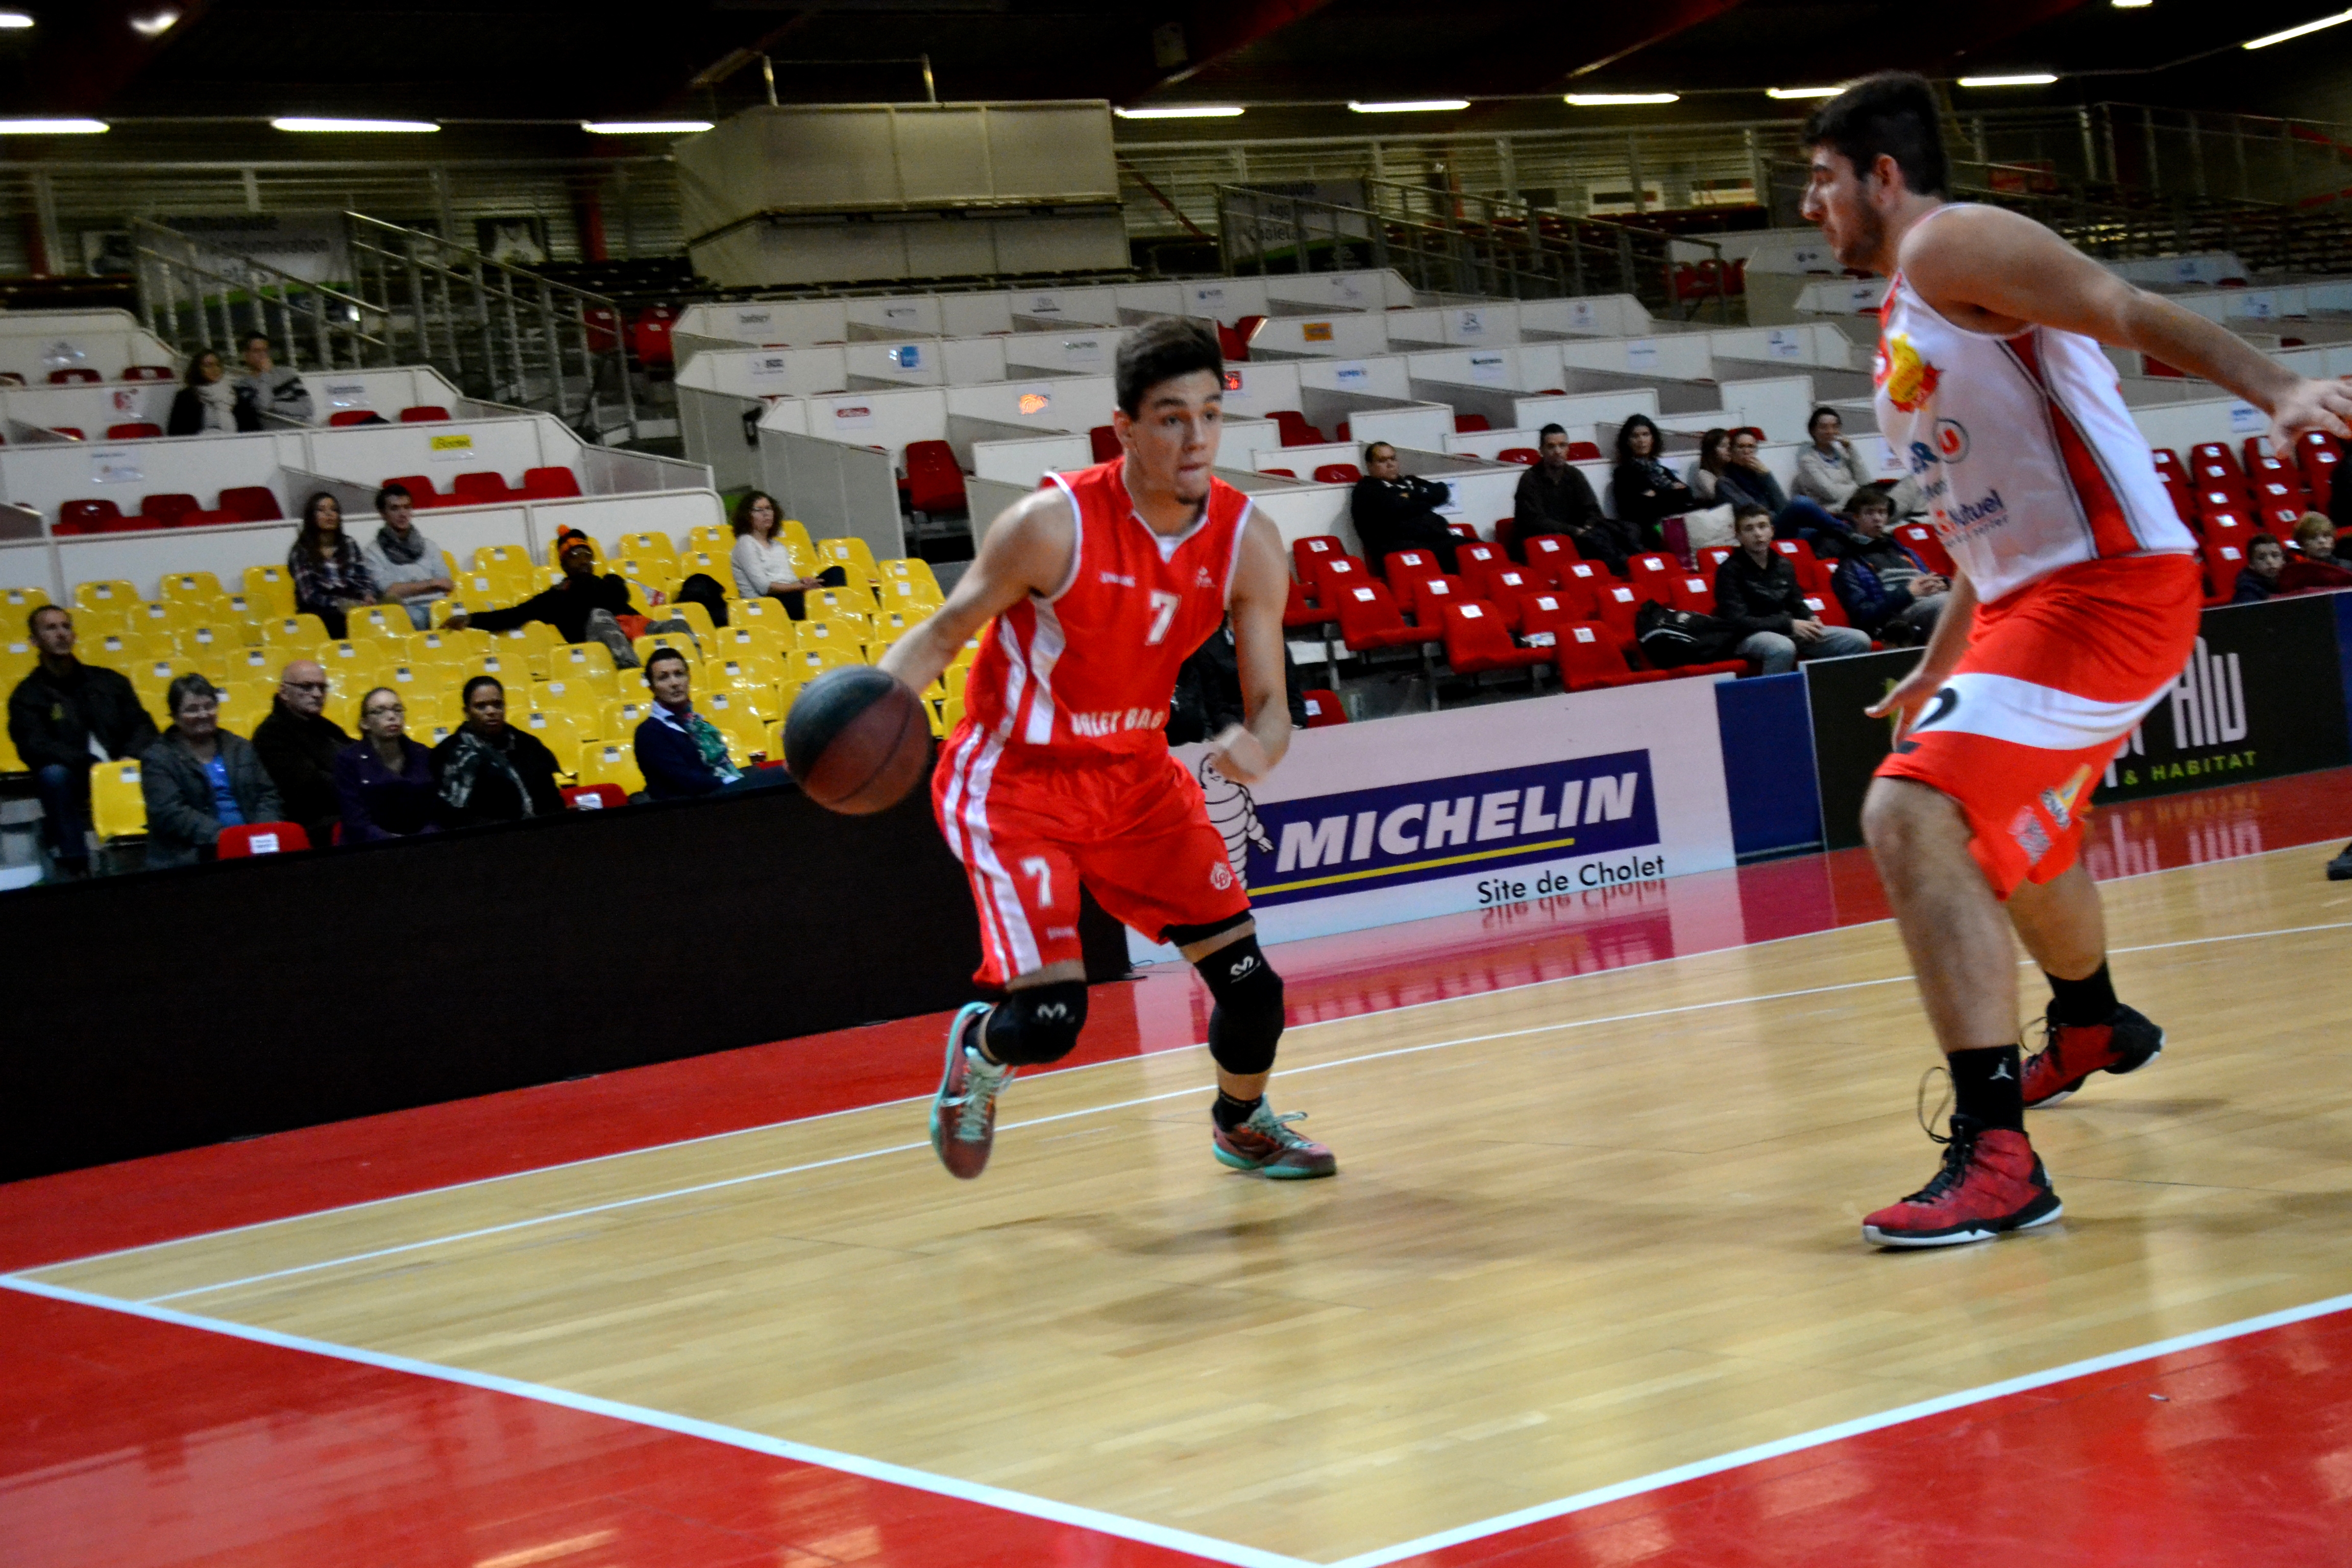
[2046, 963, 2118, 1027]
[1213, 1091, 1262, 1131]
[1948, 1045, 2025, 1134]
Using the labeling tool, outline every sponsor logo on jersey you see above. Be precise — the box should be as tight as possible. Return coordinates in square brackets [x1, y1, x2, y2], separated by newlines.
[1210, 861, 1234, 890]
[1876, 332, 1941, 412]
[2040, 764, 2094, 831]
[1935, 419, 1970, 463]
[1098, 571, 1136, 586]
[1068, 706, 1169, 737]
[1945, 487, 2010, 536]
[1196, 567, 1215, 589]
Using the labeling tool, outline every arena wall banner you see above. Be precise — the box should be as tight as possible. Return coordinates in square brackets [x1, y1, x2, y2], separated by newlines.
[1144, 677, 1738, 959]
[1806, 593, 2352, 852]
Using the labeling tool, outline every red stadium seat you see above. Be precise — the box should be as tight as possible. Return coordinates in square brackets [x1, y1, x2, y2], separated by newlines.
[1521, 534, 1577, 587]
[631, 306, 677, 368]
[141, 493, 200, 527]
[1381, 547, 1441, 586]
[216, 822, 310, 857]
[1557, 560, 1609, 616]
[328, 410, 378, 427]
[105, 422, 163, 439]
[1625, 552, 1680, 605]
[1310, 553, 1368, 610]
[1261, 467, 1296, 479]
[1445, 521, 1478, 542]
[47, 368, 99, 384]
[1802, 593, 1853, 628]
[1556, 621, 1671, 691]
[1482, 567, 1542, 631]
[399, 405, 451, 423]
[1772, 538, 1832, 594]
[1668, 574, 1718, 616]
[1215, 323, 1249, 363]
[1439, 600, 1549, 680]
[1495, 447, 1539, 465]
[1516, 590, 1584, 648]
[119, 365, 176, 382]
[1334, 580, 1443, 655]
[181, 508, 238, 528]
[1089, 425, 1120, 463]
[2203, 541, 2245, 603]
[584, 307, 620, 354]
[1271, 411, 1325, 448]
[1891, 525, 1954, 578]
[2151, 446, 2185, 481]
[2160, 474, 2197, 526]
[50, 427, 84, 440]
[2295, 432, 2341, 510]
[1454, 413, 1490, 434]
[1567, 441, 1603, 461]
[1282, 579, 1332, 631]
[1402, 573, 1471, 623]
[55, 499, 122, 534]
[1312, 463, 1362, 484]
[2190, 442, 2240, 482]
[380, 475, 446, 509]
[452, 472, 517, 504]
[1457, 543, 1504, 584]
[1592, 583, 1646, 650]
[2203, 511, 2251, 557]
[218, 485, 283, 521]
[904, 439, 967, 516]
[563, 783, 628, 811]
[1699, 545, 1737, 574]
[1302, 688, 1349, 727]
[1291, 534, 1346, 583]
[522, 466, 582, 499]
[1334, 421, 1350, 444]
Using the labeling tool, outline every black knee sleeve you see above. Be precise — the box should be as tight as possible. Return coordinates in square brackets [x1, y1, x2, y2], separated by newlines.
[1199, 937, 1284, 1076]
[983, 981, 1088, 1066]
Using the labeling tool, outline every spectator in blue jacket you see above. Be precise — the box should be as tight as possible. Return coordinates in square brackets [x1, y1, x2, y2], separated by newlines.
[1830, 487, 1948, 645]
[634, 648, 782, 800]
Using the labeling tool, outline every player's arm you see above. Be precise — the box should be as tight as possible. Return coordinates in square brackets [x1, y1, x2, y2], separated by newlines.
[1866, 566, 1977, 731]
[1903, 205, 2352, 444]
[876, 489, 1073, 695]
[1208, 512, 1294, 786]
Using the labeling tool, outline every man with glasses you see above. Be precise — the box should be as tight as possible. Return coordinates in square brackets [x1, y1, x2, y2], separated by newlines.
[252, 659, 351, 850]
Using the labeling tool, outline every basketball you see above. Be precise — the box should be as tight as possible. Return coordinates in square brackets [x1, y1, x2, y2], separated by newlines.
[783, 666, 932, 814]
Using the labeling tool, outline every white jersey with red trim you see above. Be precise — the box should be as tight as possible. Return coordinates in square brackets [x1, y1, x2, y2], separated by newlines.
[960, 457, 1252, 762]
[1873, 206, 2195, 604]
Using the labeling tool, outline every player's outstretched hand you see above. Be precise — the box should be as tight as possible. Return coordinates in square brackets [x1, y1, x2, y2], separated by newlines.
[1207, 723, 1272, 786]
[1866, 666, 1943, 738]
[2269, 375, 2352, 448]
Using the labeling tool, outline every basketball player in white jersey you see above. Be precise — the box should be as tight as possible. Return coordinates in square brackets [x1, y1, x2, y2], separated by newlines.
[1800, 75, 2352, 1247]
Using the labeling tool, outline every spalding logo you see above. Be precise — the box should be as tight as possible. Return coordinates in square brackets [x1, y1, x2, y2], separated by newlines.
[1210, 861, 1235, 890]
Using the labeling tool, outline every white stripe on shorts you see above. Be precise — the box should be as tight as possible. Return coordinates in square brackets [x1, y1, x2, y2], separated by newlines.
[1929, 670, 2174, 753]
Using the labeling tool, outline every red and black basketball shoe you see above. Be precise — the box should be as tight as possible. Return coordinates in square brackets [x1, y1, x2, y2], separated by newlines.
[2022, 1002, 2164, 1109]
[1863, 1114, 2062, 1249]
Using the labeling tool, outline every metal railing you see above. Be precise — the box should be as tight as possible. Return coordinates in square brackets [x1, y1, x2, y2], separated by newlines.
[129, 217, 396, 372]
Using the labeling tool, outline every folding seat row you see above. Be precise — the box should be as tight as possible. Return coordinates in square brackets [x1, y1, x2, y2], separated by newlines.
[326, 406, 452, 426]
[52, 485, 281, 534]
[379, 467, 582, 507]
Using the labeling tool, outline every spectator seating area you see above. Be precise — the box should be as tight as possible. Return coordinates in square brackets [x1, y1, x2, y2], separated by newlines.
[2153, 432, 2340, 602]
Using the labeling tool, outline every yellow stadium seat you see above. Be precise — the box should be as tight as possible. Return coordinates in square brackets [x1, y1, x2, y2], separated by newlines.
[241, 566, 297, 618]
[678, 548, 726, 582]
[129, 661, 184, 721]
[85, 630, 153, 668]
[710, 712, 772, 768]
[924, 697, 947, 737]
[943, 662, 970, 702]
[75, 580, 139, 613]
[157, 570, 224, 603]
[174, 623, 240, 668]
[793, 619, 862, 657]
[713, 647, 786, 685]
[785, 644, 857, 682]
[130, 600, 192, 639]
[615, 530, 677, 565]
[953, 634, 983, 666]
[0, 725, 19, 773]
[348, 605, 410, 642]
[212, 679, 273, 731]
[531, 678, 604, 735]
[89, 759, 146, 842]
[519, 706, 587, 775]
[551, 639, 619, 679]
[780, 518, 817, 558]
[615, 558, 679, 601]
[1, 585, 51, 616]
[700, 685, 761, 729]
[806, 590, 875, 629]
[878, 578, 944, 615]
[472, 543, 534, 573]
[219, 595, 267, 637]
[664, 599, 717, 642]
[316, 638, 383, 670]
[491, 619, 557, 657]
[262, 612, 331, 648]
[941, 695, 965, 732]
[455, 569, 526, 608]
[631, 631, 700, 668]
[437, 626, 495, 659]
[687, 524, 732, 554]
[602, 697, 656, 738]
[471, 649, 533, 688]
[377, 664, 454, 721]
[576, 740, 644, 797]
[817, 535, 880, 587]
[879, 557, 942, 595]
[1, 638, 38, 684]
[730, 596, 794, 635]
[712, 621, 788, 659]
[414, 720, 460, 749]
[227, 643, 280, 680]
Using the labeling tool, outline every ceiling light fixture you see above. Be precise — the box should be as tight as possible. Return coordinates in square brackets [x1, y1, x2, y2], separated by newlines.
[1347, 99, 1469, 113]
[0, 118, 109, 134]
[0, 12, 34, 28]
[129, 8, 178, 35]
[271, 116, 439, 132]
[1565, 92, 1679, 106]
[1113, 105, 1245, 119]
[1957, 73, 2059, 87]
[581, 120, 715, 134]
[2245, 8, 2352, 47]
[2112, 0, 2152, 8]
[1767, 86, 1843, 100]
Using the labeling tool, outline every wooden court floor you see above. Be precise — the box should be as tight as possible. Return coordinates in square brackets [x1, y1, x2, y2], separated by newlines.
[20, 845, 2352, 1564]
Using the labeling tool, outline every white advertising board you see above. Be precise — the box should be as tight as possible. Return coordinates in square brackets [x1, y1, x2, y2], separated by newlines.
[1134, 678, 1736, 959]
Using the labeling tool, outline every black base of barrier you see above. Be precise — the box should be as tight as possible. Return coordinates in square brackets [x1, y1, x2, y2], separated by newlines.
[0, 781, 1130, 1183]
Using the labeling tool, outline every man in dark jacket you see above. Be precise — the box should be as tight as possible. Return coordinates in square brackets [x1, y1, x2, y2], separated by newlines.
[2232, 532, 2285, 602]
[1513, 424, 1632, 573]
[251, 658, 353, 848]
[448, 528, 680, 664]
[1350, 442, 1459, 575]
[7, 605, 158, 877]
[1712, 506, 1871, 675]
[1830, 486, 1949, 645]
[1168, 617, 1310, 745]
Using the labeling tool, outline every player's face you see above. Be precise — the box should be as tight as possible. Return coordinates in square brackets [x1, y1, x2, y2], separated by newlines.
[2249, 540, 2283, 579]
[1366, 445, 1399, 479]
[1118, 370, 1223, 504]
[1737, 512, 1776, 557]
[1801, 148, 1885, 272]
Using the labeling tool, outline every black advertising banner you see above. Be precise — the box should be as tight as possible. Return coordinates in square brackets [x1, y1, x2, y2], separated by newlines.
[1806, 594, 2352, 851]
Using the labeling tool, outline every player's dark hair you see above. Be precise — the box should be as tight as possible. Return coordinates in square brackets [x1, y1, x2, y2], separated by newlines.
[1362, 441, 1393, 463]
[1115, 317, 1222, 417]
[1808, 405, 1843, 437]
[28, 602, 66, 637]
[1803, 72, 1948, 199]
[374, 482, 411, 511]
[461, 674, 505, 708]
[729, 489, 783, 537]
[1538, 423, 1567, 440]
[1614, 413, 1664, 465]
[1733, 504, 1773, 525]
[642, 646, 690, 684]
[2247, 530, 2283, 553]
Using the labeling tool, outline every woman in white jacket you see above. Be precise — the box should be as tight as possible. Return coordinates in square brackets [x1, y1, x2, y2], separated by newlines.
[728, 491, 829, 617]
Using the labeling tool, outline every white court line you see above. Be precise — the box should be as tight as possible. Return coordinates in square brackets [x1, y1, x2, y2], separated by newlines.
[34, 916, 2352, 1307]
[30, 834, 2340, 1279]
[0, 1275, 1315, 1568]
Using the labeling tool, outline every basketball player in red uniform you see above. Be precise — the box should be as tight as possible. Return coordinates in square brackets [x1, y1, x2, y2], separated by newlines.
[1801, 75, 2352, 1246]
[876, 318, 1336, 1183]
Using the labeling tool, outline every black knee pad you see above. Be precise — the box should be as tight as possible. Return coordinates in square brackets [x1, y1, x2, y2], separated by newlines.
[1199, 937, 1284, 1076]
[983, 981, 1089, 1066]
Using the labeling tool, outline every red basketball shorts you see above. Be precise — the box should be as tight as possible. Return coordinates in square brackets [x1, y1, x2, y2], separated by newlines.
[933, 729, 1250, 987]
[1874, 553, 2203, 898]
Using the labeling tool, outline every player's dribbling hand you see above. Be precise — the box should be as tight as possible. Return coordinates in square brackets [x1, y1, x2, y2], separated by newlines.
[1866, 667, 1942, 736]
[1207, 723, 1271, 785]
[2269, 375, 2352, 447]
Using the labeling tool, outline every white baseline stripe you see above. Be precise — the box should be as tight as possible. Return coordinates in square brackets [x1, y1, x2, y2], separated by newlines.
[23, 838, 2344, 1281]
[0, 1276, 1314, 1568]
[82, 913, 2352, 1305]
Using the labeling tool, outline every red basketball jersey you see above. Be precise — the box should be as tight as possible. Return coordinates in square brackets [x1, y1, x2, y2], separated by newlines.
[962, 458, 1252, 762]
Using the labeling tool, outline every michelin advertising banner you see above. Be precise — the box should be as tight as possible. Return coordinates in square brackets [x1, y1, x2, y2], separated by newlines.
[1139, 677, 1738, 960]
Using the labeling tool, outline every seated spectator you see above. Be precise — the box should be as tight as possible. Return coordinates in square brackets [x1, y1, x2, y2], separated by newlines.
[288, 491, 381, 639]
[1831, 486, 1948, 645]
[1685, 427, 1731, 504]
[729, 491, 835, 620]
[2233, 532, 2286, 603]
[1168, 616, 1309, 746]
[1712, 506, 1872, 674]
[1513, 424, 1634, 573]
[1352, 442, 1459, 575]
[1792, 406, 1874, 511]
[2283, 513, 2352, 593]
[432, 676, 565, 826]
[1611, 414, 1701, 551]
[633, 649, 780, 799]
[139, 674, 283, 869]
[449, 527, 688, 666]
[7, 604, 158, 879]
[1716, 427, 1860, 558]
[237, 332, 313, 424]
[251, 659, 352, 850]
[360, 484, 454, 630]
[335, 687, 440, 841]
[165, 349, 257, 436]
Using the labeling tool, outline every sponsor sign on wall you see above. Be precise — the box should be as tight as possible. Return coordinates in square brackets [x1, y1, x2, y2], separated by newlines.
[1141, 679, 1736, 957]
[1805, 594, 2351, 851]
